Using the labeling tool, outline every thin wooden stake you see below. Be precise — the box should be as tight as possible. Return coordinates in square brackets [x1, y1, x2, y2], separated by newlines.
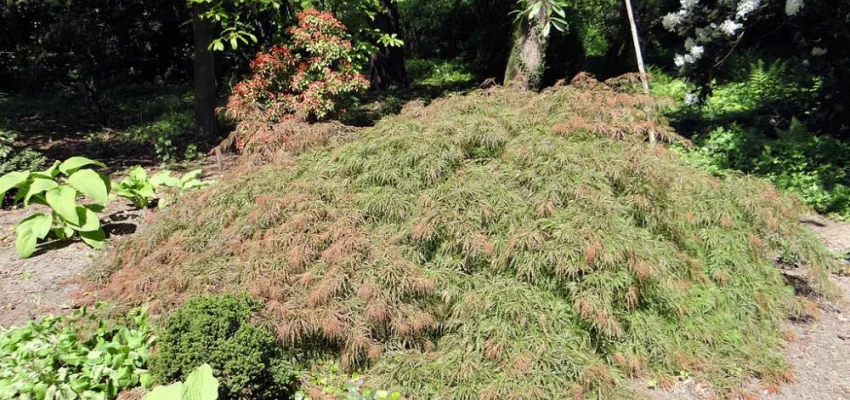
[624, 0, 655, 144]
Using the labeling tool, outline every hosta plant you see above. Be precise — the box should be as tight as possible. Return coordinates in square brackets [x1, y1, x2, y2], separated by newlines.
[112, 166, 157, 209]
[143, 364, 218, 400]
[0, 306, 154, 400]
[0, 157, 110, 257]
[112, 167, 211, 209]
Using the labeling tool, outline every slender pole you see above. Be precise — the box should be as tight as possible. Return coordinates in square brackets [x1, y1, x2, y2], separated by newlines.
[624, 0, 655, 143]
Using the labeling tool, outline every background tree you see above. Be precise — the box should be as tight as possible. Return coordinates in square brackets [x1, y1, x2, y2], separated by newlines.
[504, 0, 568, 89]
[185, 0, 287, 138]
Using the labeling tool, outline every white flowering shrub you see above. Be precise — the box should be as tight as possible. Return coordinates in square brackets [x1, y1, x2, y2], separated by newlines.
[661, 0, 817, 74]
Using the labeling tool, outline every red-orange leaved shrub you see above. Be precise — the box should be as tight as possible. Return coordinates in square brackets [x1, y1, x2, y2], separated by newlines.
[227, 9, 369, 130]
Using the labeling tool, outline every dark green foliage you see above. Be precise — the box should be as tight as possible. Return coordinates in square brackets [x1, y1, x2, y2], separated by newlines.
[152, 295, 297, 400]
[103, 80, 836, 398]
[0, 307, 153, 400]
[655, 60, 850, 219]
[0, 129, 46, 176]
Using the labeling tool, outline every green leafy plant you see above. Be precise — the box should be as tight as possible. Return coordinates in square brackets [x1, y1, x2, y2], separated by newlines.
[113, 167, 212, 209]
[143, 364, 218, 400]
[151, 295, 296, 400]
[0, 129, 46, 176]
[113, 166, 158, 209]
[0, 306, 154, 400]
[0, 157, 110, 257]
[295, 363, 401, 400]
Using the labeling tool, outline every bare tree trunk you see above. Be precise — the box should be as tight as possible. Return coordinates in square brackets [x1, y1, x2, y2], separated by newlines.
[192, 3, 218, 138]
[6, 0, 22, 46]
[504, 12, 547, 90]
[369, 0, 408, 90]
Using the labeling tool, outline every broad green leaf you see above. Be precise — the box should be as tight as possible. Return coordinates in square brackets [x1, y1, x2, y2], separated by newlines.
[68, 169, 109, 203]
[143, 382, 185, 400]
[24, 177, 59, 206]
[0, 171, 29, 198]
[28, 213, 53, 239]
[128, 166, 148, 182]
[138, 183, 155, 198]
[59, 157, 106, 176]
[46, 186, 80, 225]
[70, 206, 101, 232]
[15, 226, 37, 258]
[79, 229, 106, 249]
[150, 171, 180, 188]
[38, 160, 61, 178]
[185, 364, 218, 400]
[181, 170, 203, 184]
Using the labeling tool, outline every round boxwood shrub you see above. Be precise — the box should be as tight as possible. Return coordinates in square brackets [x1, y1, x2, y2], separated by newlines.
[152, 294, 296, 400]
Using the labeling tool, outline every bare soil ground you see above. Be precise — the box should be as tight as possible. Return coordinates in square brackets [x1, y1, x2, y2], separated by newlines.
[0, 154, 235, 329]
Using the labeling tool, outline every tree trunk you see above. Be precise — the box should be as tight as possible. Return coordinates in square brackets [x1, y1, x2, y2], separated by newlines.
[192, 3, 218, 138]
[6, 0, 22, 46]
[369, 0, 408, 90]
[504, 13, 547, 90]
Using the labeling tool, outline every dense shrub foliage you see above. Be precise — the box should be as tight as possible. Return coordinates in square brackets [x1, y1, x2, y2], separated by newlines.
[0, 307, 153, 400]
[652, 60, 850, 219]
[100, 78, 836, 398]
[226, 10, 369, 127]
[151, 295, 297, 400]
[0, 129, 46, 176]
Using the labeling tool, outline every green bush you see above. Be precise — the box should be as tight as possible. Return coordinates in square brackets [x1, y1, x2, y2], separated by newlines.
[0, 129, 46, 176]
[679, 119, 850, 218]
[651, 60, 850, 219]
[0, 306, 153, 400]
[406, 59, 475, 88]
[103, 83, 837, 398]
[152, 295, 297, 400]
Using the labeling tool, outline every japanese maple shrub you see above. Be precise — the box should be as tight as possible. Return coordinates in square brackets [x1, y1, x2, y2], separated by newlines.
[227, 9, 369, 134]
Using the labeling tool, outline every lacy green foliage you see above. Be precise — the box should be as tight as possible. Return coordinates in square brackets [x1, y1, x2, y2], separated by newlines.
[0, 307, 153, 400]
[151, 295, 296, 400]
[295, 362, 401, 400]
[1, 157, 110, 257]
[701, 60, 821, 120]
[143, 364, 219, 400]
[101, 80, 836, 398]
[0, 129, 46, 176]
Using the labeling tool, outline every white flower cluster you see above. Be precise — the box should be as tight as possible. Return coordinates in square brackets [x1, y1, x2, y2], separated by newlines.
[684, 93, 699, 105]
[674, 41, 705, 67]
[662, 0, 700, 32]
[736, 0, 761, 20]
[680, 0, 699, 9]
[785, 0, 805, 16]
[662, 11, 686, 31]
[719, 20, 742, 36]
[811, 47, 828, 56]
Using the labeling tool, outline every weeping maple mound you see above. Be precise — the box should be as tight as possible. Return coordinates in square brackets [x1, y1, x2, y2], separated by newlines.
[95, 78, 839, 399]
